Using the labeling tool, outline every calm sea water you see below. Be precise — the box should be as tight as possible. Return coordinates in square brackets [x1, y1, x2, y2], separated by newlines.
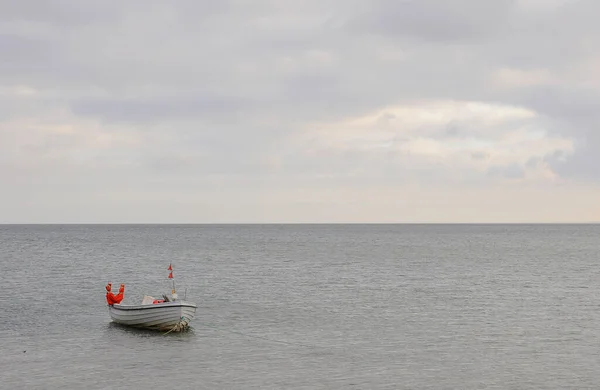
[1, 224, 599, 389]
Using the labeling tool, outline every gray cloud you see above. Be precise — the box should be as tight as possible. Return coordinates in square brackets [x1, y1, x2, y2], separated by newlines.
[487, 163, 526, 179]
[547, 133, 600, 179]
[347, 0, 515, 43]
[70, 94, 252, 123]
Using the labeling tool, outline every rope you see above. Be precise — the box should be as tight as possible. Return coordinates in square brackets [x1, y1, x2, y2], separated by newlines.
[162, 317, 190, 335]
[162, 324, 179, 336]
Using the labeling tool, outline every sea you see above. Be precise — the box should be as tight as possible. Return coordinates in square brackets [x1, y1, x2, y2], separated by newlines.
[1, 224, 599, 389]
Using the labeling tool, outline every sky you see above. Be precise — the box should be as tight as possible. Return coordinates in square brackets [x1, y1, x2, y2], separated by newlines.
[1, 0, 599, 223]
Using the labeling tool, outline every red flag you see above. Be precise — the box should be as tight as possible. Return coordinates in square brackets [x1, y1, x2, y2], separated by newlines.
[168, 272, 173, 279]
[168, 264, 172, 271]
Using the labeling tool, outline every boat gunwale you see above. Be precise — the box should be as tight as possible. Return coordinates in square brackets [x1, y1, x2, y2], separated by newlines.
[109, 301, 197, 311]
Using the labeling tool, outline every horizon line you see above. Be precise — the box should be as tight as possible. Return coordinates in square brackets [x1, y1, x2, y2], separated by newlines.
[1, 222, 599, 225]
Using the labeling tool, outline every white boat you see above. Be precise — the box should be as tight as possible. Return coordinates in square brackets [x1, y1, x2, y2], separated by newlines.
[106, 264, 196, 332]
[108, 298, 197, 332]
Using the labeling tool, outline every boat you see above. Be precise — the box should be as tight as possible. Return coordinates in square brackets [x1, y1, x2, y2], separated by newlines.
[108, 299, 197, 332]
[106, 264, 196, 332]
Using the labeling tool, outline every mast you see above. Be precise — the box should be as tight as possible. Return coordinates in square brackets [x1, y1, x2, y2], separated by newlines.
[168, 263, 177, 299]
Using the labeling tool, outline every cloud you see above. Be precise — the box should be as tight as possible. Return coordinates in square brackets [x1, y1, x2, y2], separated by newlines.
[70, 94, 251, 123]
[0, 0, 599, 222]
[490, 68, 555, 89]
[347, 0, 515, 43]
[299, 100, 572, 183]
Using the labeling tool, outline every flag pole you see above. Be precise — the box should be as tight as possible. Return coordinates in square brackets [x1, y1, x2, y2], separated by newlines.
[168, 263, 176, 298]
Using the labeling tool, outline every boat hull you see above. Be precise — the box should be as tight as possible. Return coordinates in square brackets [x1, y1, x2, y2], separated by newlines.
[108, 301, 196, 332]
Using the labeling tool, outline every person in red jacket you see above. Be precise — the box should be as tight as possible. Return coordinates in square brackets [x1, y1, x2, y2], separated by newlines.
[105, 283, 125, 305]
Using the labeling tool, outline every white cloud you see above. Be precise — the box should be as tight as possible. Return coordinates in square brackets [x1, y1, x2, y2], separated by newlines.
[0, 106, 143, 172]
[302, 100, 572, 183]
[491, 68, 555, 89]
